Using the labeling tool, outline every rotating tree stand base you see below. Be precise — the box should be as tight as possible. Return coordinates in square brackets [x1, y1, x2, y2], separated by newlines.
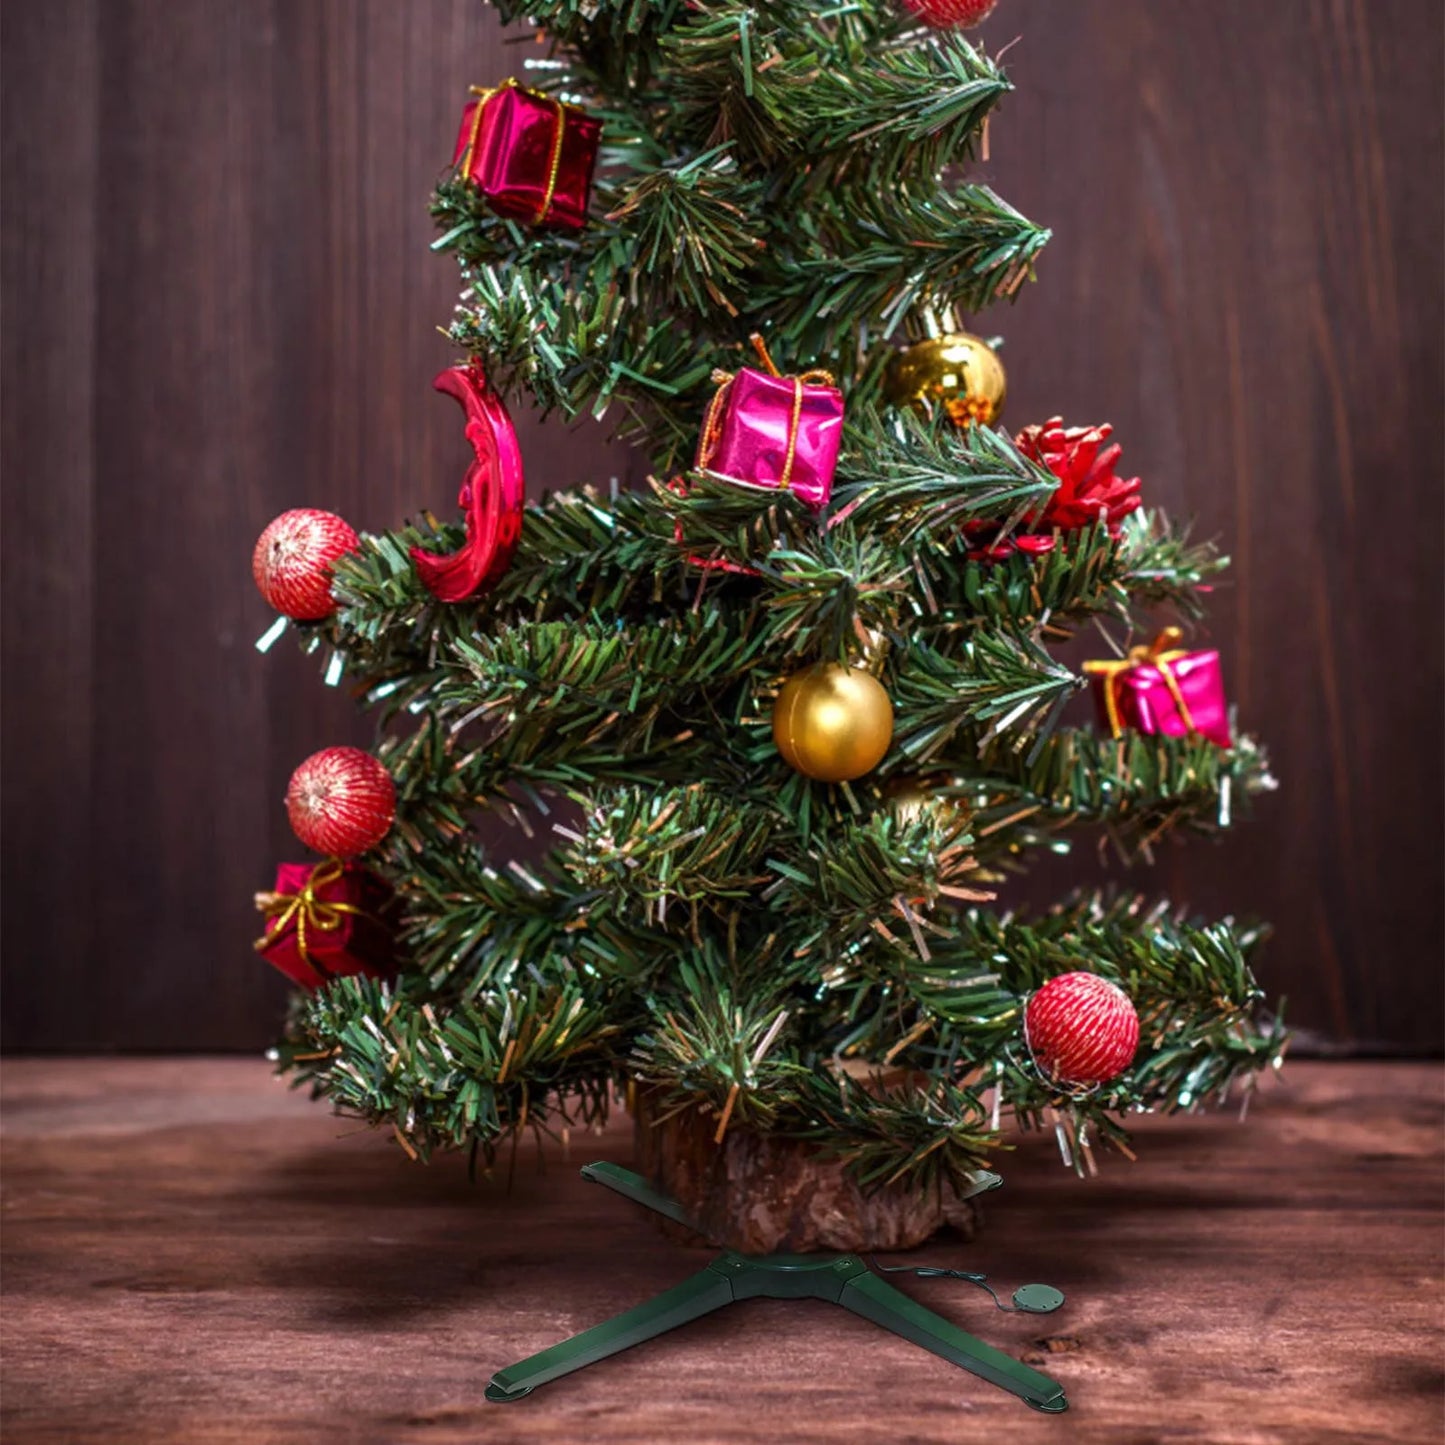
[484, 1162, 1069, 1414]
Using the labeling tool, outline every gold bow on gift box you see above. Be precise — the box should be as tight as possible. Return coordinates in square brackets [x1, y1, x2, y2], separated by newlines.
[1082, 627, 1197, 738]
[253, 859, 376, 978]
[458, 78, 569, 226]
[695, 333, 836, 492]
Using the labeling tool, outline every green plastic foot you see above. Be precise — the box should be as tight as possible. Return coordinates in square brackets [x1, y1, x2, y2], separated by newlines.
[484, 1381, 533, 1402]
[1029, 1393, 1070, 1413]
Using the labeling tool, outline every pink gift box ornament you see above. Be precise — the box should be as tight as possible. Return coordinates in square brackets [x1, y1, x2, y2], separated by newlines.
[694, 336, 844, 510]
[254, 860, 397, 991]
[452, 78, 601, 232]
[1083, 628, 1232, 748]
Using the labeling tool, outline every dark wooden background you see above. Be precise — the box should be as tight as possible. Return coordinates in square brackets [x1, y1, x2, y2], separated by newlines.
[3, 1, 1441, 1053]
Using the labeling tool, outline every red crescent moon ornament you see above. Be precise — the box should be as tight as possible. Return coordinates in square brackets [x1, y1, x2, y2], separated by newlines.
[410, 364, 525, 602]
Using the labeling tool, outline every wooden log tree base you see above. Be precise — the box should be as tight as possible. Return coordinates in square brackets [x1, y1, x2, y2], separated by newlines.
[2, 1059, 1443, 1445]
[631, 1088, 983, 1253]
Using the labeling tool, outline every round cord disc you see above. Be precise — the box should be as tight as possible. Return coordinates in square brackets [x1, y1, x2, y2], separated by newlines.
[1012, 1283, 1065, 1313]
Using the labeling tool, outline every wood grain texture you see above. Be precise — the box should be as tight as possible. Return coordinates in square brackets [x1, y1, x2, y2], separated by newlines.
[970, 0, 1445, 1053]
[1, 1, 1441, 1050]
[0, 1, 101, 1049]
[2, 1057, 1441, 1444]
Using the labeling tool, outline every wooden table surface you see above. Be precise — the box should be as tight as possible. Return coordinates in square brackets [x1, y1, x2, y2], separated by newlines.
[2, 1059, 1441, 1445]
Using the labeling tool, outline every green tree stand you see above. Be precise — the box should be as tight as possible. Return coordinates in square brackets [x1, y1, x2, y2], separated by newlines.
[484, 1162, 1068, 1414]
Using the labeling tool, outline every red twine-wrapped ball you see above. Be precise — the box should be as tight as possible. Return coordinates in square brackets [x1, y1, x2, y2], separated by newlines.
[903, 0, 998, 27]
[253, 509, 359, 621]
[1024, 972, 1140, 1087]
[286, 747, 396, 858]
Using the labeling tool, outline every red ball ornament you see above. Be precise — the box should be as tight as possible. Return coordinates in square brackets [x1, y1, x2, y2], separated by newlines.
[903, 0, 998, 27]
[253, 509, 359, 621]
[1024, 972, 1140, 1087]
[286, 747, 396, 858]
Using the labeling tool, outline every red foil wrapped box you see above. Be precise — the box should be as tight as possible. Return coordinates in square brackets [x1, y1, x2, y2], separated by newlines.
[254, 860, 397, 991]
[696, 361, 844, 510]
[1084, 629, 1232, 748]
[452, 79, 600, 231]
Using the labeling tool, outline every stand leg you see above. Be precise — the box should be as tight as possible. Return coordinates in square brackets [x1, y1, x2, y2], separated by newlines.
[579, 1161, 706, 1237]
[486, 1263, 737, 1401]
[837, 1270, 1068, 1413]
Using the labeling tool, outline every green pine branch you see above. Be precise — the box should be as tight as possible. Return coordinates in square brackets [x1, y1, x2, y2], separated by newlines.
[281, 972, 625, 1162]
[800, 1072, 1000, 1195]
[766, 184, 1049, 358]
[831, 409, 1057, 540]
[889, 631, 1081, 765]
[954, 727, 1276, 862]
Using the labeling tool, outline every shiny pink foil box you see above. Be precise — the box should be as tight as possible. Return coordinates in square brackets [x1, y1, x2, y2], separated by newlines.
[452, 83, 601, 232]
[700, 366, 845, 510]
[1091, 648, 1232, 748]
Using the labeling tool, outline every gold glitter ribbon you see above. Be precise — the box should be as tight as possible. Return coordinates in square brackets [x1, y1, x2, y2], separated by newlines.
[535, 93, 567, 225]
[254, 859, 377, 977]
[461, 79, 568, 225]
[458, 83, 498, 181]
[1083, 626, 1196, 737]
[695, 333, 836, 490]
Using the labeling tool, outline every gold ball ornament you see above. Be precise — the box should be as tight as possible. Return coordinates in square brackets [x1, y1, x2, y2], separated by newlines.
[772, 664, 894, 783]
[885, 332, 1006, 427]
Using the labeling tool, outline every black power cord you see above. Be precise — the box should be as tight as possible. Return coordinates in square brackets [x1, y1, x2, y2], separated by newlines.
[868, 1260, 1066, 1315]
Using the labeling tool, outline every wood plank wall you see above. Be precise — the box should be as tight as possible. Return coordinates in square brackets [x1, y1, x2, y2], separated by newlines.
[3, 1, 1440, 1051]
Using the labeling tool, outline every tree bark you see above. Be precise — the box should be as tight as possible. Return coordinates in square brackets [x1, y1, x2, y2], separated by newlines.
[631, 1090, 984, 1254]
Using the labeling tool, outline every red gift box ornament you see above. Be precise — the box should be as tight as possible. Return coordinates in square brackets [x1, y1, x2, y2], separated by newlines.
[1083, 627, 1233, 748]
[411, 364, 525, 603]
[695, 334, 844, 510]
[254, 859, 396, 991]
[453, 78, 600, 232]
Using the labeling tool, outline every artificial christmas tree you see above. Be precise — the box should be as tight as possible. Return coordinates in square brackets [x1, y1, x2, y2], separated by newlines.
[251, 0, 1282, 1411]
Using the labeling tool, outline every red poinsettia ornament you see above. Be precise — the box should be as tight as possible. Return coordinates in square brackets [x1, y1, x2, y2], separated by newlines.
[964, 417, 1143, 560]
[903, 0, 998, 27]
[1018, 418, 1143, 534]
